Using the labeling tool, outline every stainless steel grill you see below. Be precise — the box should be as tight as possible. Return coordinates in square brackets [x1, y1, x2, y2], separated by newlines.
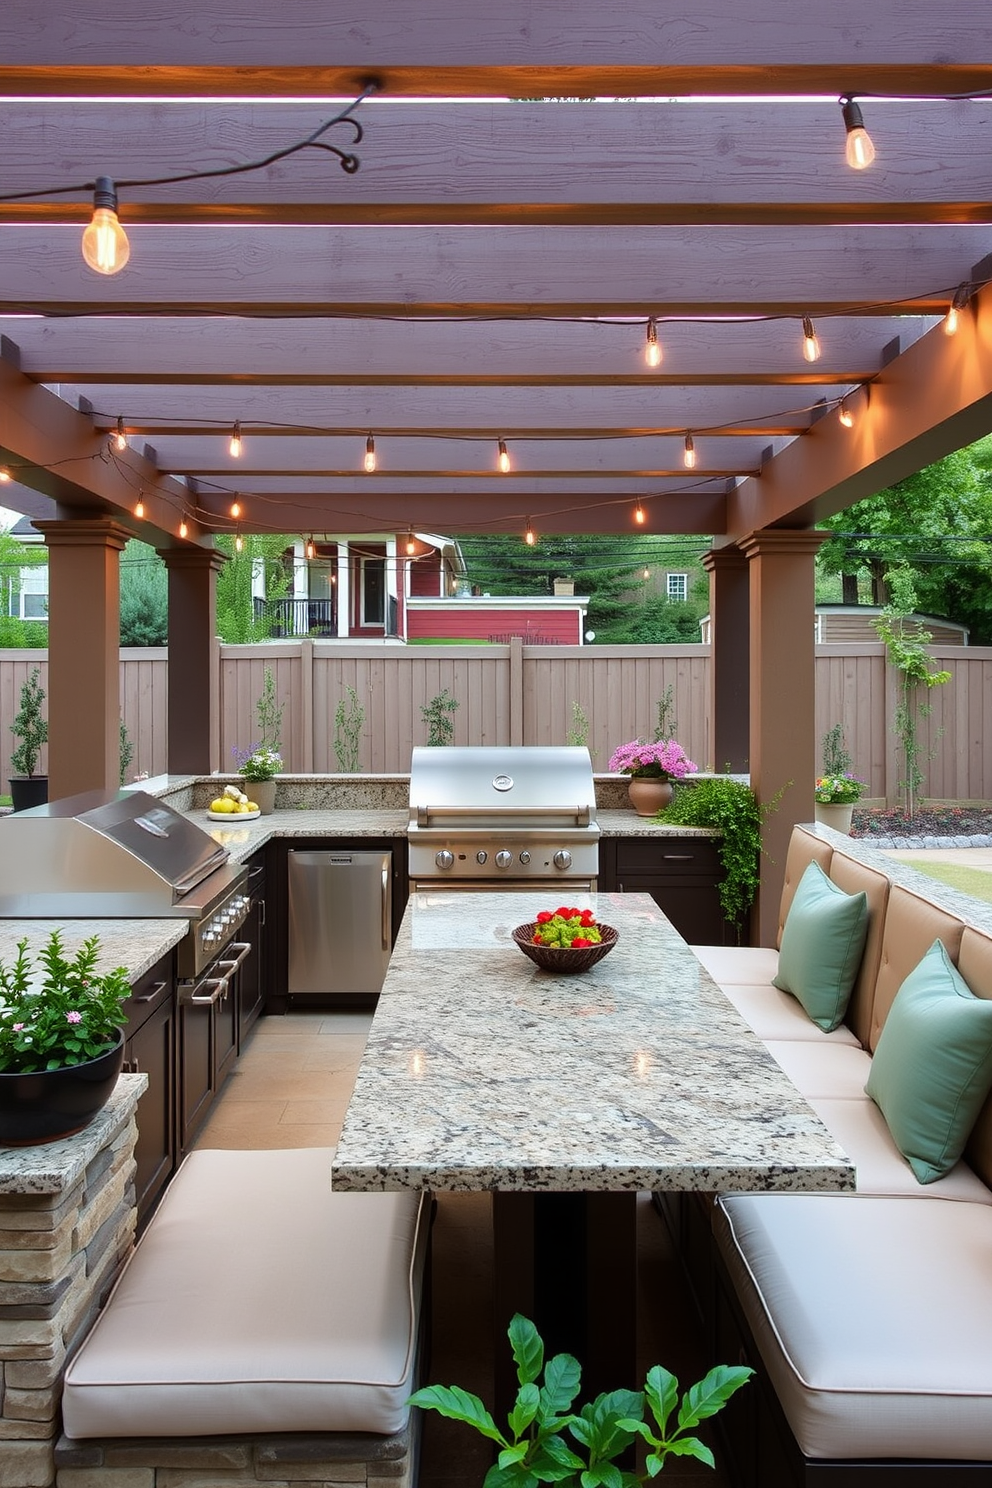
[407, 746, 599, 890]
[0, 790, 250, 979]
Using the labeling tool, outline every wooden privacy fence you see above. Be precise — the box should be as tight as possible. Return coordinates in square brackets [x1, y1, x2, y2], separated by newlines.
[2, 640, 991, 803]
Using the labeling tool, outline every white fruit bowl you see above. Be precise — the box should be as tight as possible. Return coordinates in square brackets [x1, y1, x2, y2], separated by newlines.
[207, 808, 261, 821]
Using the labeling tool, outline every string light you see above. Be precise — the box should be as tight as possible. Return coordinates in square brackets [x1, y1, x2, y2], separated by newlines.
[944, 284, 971, 336]
[405, 527, 416, 555]
[645, 317, 662, 368]
[80, 177, 130, 276]
[524, 518, 536, 546]
[840, 97, 876, 170]
[134, 493, 145, 519]
[364, 432, 376, 473]
[838, 399, 855, 428]
[0, 468, 9, 483]
[683, 433, 696, 470]
[642, 567, 651, 580]
[305, 536, 315, 560]
[234, 532, 244, 553]
[114, 417, 127, 452]
[230, 497, 242, 518]
[498, 438, 511, 474]
[229, 421, 243, 459]
[179, 515, 188, 538]
[634, 501, 646, 525]
[802, 316, 821, 363]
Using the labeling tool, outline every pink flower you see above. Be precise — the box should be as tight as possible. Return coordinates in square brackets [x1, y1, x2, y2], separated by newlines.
[65, 1011, 83, 1025]
[12, 1023, 23, 1032]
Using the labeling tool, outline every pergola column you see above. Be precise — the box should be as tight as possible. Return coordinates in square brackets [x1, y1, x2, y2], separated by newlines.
[34, 517, 130, 801]
[159, 546, 226, 775]
[737, 528, 829, 946]
[701, 545, 750, 773]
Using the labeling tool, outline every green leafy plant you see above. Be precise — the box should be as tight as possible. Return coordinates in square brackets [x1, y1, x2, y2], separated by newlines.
[872, 569, 951, 818]
[652, 686, 678, 743]
[422, 688, 459, 746]
[9, 667, 48, 778]
[119, 718, 135, 786]
[565, 700, 590, 750]
[334, 684, 365, 772]
[820, 724, 852, 778]
[657, 776, 780, 934]
[255, 665, 285, 752]
[0, 931, 130, 1073]
[409, 1313, 751, 1486]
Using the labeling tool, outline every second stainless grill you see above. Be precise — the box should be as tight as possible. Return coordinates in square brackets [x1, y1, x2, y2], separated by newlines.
[407, 745, 599, 889]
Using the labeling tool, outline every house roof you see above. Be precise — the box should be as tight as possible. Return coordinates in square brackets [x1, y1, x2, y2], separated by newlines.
[0, 3, 990, 547]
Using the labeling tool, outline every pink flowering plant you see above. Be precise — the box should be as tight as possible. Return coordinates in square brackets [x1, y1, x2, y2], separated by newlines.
[0, 931, 130, 1073]
[608, 738, 697, 780]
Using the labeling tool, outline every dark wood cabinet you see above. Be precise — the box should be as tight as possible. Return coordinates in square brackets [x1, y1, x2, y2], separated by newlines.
[599, 835, 731, 945]
[177, 991, 216, 1153]
[121, 951, 176, 1230]
[237, 857, 267, 1043]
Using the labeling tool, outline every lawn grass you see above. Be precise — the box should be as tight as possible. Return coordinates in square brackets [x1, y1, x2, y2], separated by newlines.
[893, 859, 992, 907]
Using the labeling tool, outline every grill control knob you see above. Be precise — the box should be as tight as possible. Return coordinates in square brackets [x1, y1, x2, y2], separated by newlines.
[435, 850, 455, 870]
[519, 850, 531, 864]
[495, 850, 513, 869]
[553, 849, 572, 871]
[476, 850, 488, 865]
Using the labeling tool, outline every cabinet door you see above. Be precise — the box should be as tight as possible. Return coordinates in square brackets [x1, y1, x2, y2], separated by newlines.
[238, 861, 266, 1043]
[121, 953, 176, 1230]
[612, 838, 730, 945]
[178, 999, 215, 1152]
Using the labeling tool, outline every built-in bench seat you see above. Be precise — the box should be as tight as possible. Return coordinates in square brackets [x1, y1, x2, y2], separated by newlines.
[56, 1147, 429, 1488]
[678, 825, 992, 1485]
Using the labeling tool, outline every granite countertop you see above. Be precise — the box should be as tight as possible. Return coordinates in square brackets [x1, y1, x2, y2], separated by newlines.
[0, 916, 189, 983]
[331, 890, 855, 1196]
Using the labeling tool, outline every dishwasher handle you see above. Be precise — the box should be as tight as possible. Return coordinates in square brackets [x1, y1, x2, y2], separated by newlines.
[381, 863, 390, 951]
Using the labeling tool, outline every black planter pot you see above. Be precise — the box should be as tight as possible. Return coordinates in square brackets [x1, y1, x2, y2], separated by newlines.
[8, 776, 48, 813]
[0, 1036, 125, 1146]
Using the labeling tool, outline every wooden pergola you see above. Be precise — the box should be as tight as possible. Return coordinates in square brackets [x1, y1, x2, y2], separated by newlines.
[2, 1, 992, 938]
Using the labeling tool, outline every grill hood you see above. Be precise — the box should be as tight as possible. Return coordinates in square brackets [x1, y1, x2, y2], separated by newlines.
[0, 789, 236, 919]
[409, 745, 597, 826]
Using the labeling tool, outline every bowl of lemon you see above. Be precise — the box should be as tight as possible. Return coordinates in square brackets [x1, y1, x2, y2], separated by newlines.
[208, 785, 260, 820]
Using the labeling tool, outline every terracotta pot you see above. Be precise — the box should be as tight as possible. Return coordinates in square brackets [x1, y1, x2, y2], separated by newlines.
[814, 801, 854, 835]
[0, 1035, 124, 1146]
[627, 777, 674, 817]
[247, 778, 277, 814]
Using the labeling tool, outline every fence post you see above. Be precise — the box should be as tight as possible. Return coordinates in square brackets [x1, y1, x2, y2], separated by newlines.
[509, 637, 524, 744]
[299, 639, 314, 772]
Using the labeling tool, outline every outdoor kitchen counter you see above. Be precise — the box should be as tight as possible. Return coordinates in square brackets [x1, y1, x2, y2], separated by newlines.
[331, 889, 854, 1195]
[0, 917, 188, 983]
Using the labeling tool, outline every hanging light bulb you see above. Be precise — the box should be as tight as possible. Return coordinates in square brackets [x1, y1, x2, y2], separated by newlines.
[944, 284, 971, 336]
[364, 433, 376, 473]
[235, 533, 244, 553]
[645, 317, 662, 368]
[802, 316, 821, 363]
[230, 497, 242, 519]
[179, 515, 189, 539]
[114, 416, 127, 452]
[498, 439, 511, 474]
[305, 536, 315, 561]
[642, 567, 651, 580]
[524, 518, 536, 546]
[405, 527, 416, 556]
[838, 399, 855, 428]
[634, 501, 646, 525]
[840, 97, 875, 170]
[229, 421, 243, 459]
[0, 468, 9, 483]
[683, 433, 696, 470]
[80, 176, 130, 276]
[134, 494, 145, 519]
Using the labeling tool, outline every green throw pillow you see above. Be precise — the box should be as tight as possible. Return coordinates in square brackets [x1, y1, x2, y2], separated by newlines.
[865, 939, 992, 1184]
[771, 861, 868, 1031]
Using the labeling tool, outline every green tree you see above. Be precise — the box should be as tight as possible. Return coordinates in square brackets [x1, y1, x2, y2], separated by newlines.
[0, 525, 47, 641]
[119, 540, 168, 646]
[817, 439, 992, 641]
[215, 535, 296, 644]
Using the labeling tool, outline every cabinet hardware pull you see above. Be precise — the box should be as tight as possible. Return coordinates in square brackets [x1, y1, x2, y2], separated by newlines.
[662, 854, 694, 861]
[130, 980, 167, 1004]
[258, 900, 266, 926]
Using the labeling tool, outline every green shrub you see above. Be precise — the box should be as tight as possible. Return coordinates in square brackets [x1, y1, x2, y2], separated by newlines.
[658, 777, 774, 934]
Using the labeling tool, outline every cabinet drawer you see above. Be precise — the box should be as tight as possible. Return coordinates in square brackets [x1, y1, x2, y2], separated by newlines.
[614, 839, 721, 877]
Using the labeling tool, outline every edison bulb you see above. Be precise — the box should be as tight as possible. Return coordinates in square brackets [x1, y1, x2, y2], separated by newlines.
[364, 434, 376, 473]
[81, 179, 130, 276]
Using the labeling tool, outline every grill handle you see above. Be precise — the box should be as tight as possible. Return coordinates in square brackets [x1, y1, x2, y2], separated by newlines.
[415, 804, 592, 827]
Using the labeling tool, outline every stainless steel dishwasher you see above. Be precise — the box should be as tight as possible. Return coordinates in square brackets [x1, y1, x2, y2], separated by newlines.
[287, 849, 392, 1000]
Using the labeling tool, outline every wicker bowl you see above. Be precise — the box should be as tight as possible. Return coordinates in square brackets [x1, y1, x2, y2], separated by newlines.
[512, 922, 619, 973]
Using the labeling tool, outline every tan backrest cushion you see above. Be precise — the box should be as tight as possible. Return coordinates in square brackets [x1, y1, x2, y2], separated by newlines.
[828, 853, 890, 1047]
[777, 828, 833, 948]
[868, 885, 965, 1051]
[960, 928, 992, 1190]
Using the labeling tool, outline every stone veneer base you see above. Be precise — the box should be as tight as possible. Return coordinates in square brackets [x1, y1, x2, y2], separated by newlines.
[54, 1417, 418, 1488]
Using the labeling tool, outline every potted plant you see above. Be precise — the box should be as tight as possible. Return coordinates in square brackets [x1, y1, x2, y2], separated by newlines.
[410, 1312, 751, 1485]
[8, 667, 48, 812]
[608, 738, 697, 816]
[815, 725, 865, 834]
[232, 743, 282, 814]
[0, 930, 131, 1144]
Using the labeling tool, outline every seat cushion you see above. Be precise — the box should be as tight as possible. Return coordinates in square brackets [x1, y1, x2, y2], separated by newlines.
[806, 1095, 992, 1203]
[692, 945, 780, 986]
[765, 1040, 873, 1103]
[715, 1193, 992, 1460]
[62, 1148, 429, 1439]
[722, 984, 861, 1046]
[772, 862, 868, 1032]
[866, 939, 992, 1184]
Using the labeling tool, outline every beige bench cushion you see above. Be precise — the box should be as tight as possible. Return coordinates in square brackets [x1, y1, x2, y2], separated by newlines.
[692, 946, 780, 985]
[828, 854, 890, 1048]
[868, 885, 965, 1050]
[721, 984, 861, 1045]
[62, 1148, 429, 1439]
[715, 1193, 992, 1460]
[806, 1096, 992, 1203]
[765, 1040, 873, 1102]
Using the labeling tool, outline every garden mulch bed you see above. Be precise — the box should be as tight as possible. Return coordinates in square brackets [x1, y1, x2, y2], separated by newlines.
[851, 805, 992, 845]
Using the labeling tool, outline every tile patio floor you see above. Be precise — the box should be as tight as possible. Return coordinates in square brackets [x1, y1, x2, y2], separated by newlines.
[194, 1009, 730, 1487]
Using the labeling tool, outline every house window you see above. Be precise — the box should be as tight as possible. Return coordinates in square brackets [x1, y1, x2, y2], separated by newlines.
[361, 556, 385, 626]
[19, 569, 48, 621]
[666, 572, 688, 602]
